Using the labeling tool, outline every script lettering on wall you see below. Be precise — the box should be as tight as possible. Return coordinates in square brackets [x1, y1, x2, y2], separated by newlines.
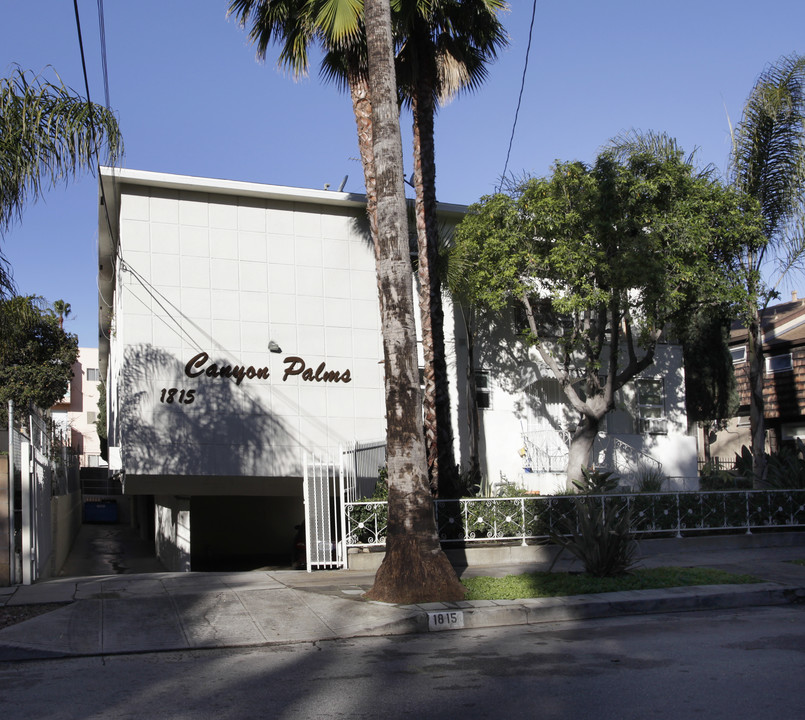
[282, 356, 352, 384]
[178, 351, 353, 396]
[184, 352, 270, 386]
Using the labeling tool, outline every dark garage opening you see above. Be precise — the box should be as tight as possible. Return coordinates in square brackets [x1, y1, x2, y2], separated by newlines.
[190, 495, 305, 571]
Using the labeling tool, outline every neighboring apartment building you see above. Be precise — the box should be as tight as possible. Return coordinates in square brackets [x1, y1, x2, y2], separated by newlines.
[712, 295, 805, 460]
[98, 168, 696, 571]
[51, 347, 106, 468]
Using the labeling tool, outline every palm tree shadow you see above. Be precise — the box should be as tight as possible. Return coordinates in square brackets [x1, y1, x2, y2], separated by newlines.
[115, 344, 297, 477]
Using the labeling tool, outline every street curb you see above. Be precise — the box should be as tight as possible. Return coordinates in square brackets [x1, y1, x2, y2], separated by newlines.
[0, 583, 802, 661]
[402, 583, 805, 635]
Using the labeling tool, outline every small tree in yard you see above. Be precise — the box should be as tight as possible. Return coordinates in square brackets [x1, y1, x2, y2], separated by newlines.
[452, 142, 765, 486]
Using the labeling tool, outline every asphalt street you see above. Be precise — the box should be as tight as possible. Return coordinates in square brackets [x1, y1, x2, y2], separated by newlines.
[0, 605, 802, 719]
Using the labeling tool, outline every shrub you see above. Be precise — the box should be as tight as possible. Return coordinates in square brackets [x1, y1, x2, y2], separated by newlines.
[548, 497, 637, 577]
[573, 466, 620, 494]
[764, 441, 805, 489]
[699, 450, 752, 490]
[636, 465, 665, 493]
[456, 466, 483, 498]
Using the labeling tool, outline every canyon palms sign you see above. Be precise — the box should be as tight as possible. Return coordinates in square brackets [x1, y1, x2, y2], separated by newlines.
[183, 352, 352, 386]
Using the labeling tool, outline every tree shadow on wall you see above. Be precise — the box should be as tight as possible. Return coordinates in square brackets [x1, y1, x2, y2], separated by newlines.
[117, 344, 297, 477]
[471, 306, 682, 458]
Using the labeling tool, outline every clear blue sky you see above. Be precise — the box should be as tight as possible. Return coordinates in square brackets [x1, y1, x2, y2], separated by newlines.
[2, 0, 804, 347]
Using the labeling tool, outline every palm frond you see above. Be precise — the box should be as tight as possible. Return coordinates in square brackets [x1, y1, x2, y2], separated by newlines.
[0, 66, 123, 233]
[605, 129, 709, 174]
[730, 54, 805, 243]
[314, 0, 364, 44]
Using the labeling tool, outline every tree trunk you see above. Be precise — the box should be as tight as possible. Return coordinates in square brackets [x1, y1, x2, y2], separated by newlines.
[410, 70, 458, 499]
[347, 72, 379, 257]
[748, 310, 767, 486]
[462, 306, 482, 487]
[566, 416, 601, 487]
[362, 0, 464, 604]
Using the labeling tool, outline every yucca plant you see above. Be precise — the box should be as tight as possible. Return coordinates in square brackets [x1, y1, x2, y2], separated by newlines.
[548, 498, 637, 577]
[572, 466, 620, 494]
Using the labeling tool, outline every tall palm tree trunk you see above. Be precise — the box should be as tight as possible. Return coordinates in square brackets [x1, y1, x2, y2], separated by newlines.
[411, 77, 458, 498]
[748, 309, 767, 485]
[347, 71, 380, 257]
[363, 0, 464, 604]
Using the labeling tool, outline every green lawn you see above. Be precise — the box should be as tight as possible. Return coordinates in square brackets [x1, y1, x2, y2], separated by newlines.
[461, 567, 759, 601]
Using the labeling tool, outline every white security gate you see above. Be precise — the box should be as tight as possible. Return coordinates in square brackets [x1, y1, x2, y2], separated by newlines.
[302, 453, 346, 572]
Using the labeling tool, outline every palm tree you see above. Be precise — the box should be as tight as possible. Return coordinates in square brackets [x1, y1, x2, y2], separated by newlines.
[729, 54, 805, 484]
[361, 0, 464, 603]
[231, 0, 465, 600]
[395, 0, 507, 498]
[0, 66, 122, 295]
[53, 299, 72, 329]
[0, 67, 122, 233]
[230, 2, 508, 498]
[229, 0, 381, 247]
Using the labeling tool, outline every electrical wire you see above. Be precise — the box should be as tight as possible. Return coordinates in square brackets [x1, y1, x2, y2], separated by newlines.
[498, 0, 538, 192]
[73, 0, 120, 260]
[97, 0, 111, 110]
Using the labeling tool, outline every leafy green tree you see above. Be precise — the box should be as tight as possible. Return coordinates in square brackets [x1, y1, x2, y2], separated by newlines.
[678, 306, 739, 461]
[728, 54, 805, 483]
[452, 145, 764, 485]
[0, 296, 79, 412]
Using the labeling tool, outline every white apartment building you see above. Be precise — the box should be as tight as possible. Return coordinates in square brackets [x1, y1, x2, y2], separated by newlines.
[98, 168, 697, 571]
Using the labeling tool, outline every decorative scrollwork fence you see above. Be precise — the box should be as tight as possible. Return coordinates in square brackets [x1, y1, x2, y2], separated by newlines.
[344, 490, 805, 549]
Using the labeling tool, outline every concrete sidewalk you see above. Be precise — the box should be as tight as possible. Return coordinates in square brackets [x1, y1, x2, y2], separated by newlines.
[1, 533, 804, 660]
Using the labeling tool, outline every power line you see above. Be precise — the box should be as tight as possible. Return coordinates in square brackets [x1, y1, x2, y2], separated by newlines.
[72, 0, 119, 259]
[498, 0, 538, 192]
[97, 0, 111, 110]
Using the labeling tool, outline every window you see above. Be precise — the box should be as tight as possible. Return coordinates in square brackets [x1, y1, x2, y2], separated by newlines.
[766, 353, 792, 374]
[86, 368, 100, 382]
[475, 371, 491, 409]
[636, 378, 666, 434]
[730, 346, 747, 364]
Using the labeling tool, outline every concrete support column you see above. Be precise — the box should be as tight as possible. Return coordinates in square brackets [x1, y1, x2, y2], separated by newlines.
[155, 495, 191, 572]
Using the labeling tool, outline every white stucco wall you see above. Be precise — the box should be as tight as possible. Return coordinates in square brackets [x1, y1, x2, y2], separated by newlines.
[107, 178, 387, 484]
[473, 327, 697, 493]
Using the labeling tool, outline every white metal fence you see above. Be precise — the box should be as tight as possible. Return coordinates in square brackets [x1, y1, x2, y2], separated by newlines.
[344, 489, 805, 549]
[342, 440, 385, 502]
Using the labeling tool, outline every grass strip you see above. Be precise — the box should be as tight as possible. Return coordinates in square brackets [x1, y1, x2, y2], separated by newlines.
[789, 559, 805, 567]
[461, 567, 759, 601]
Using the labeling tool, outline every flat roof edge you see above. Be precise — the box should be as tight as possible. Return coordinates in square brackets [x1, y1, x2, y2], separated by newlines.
[98, 167, 468, 216]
